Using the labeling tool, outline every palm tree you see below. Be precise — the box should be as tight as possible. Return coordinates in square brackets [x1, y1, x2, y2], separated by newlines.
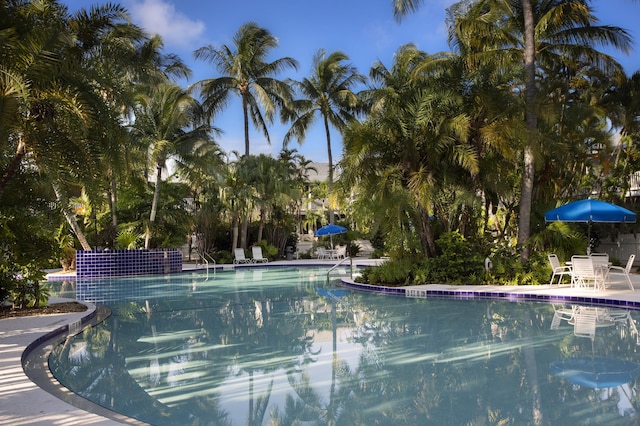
[0, 1, 148, 250]
[450, 0, 632, 260]
[131, 83, 214, 248]
[219, 153, 256, 250]
[341, 45, 476, 257]
[91, 33, 192, 236]
[192, 22, 298, 157]
[284, 49, 365, 224]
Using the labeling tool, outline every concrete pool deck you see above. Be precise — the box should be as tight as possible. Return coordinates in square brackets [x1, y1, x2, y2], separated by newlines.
[2, 259, 640, 425]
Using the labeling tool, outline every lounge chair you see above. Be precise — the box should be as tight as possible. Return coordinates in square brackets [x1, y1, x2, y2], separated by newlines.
[251, 246, 269, 263]
[548, 254, 572, 286]
[234, 248, 251, 264]
[608, 254, 635, 291]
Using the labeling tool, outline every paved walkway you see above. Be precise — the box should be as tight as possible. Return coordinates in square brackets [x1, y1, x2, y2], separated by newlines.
[2, 261, 640, 425]
[0, 299, 124, 425]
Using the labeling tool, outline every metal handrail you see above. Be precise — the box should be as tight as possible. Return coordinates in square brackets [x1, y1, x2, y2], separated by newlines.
[326, 256, 353, 283]
[195, 250, 216, 279]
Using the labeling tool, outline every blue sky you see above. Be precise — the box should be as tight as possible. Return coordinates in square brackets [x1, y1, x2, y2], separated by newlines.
[64, 0, 640, 163]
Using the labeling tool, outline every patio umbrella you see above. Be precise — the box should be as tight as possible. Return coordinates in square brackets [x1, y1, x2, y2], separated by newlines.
[315, 224, 347, 249]
[544, 199, 636, 254]
[550, 357, 640, 389]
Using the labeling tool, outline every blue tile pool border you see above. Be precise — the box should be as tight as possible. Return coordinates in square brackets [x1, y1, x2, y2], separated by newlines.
[75, 249, 182, 278]
[340, 279, 640, 310]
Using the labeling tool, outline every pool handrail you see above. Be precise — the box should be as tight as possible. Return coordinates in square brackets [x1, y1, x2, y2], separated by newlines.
[195, 250, 216, 279]
[327, 256, 353, 283]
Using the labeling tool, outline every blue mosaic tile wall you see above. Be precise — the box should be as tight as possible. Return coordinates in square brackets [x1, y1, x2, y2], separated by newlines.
[76, 249, 182, 278]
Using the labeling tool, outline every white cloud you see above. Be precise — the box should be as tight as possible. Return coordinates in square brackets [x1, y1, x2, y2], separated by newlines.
[127, 0, 205, 50]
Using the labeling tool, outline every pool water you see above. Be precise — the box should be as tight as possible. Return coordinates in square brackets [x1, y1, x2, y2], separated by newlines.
[48, 267, 640, 425]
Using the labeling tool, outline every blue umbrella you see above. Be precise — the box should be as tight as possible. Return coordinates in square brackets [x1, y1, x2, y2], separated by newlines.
[550, 357, 640, 389]
[545, 199, 636, 254]
[544, 199, 636, 224]
[315, 224, 347, 249]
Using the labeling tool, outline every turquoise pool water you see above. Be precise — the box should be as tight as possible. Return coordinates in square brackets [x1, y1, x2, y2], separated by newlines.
[48, 267, 640, 425]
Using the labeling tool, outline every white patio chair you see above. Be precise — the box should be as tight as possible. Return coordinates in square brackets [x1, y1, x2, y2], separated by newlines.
[251, 246, 269, 263]
[233, 248, 251, 264]
[548, 254, 572, 286]
[571, 255, 604, 291]
[317, 247, 327, 259]
[608, 254, 635, 291]
[335, 245, 347, 259]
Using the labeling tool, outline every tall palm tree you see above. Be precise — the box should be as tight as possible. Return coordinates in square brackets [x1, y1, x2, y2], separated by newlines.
[393, 0, 534, 259]
[284, 49, 365, 224]
[131, 83, 213, 248]
[450, 0, 631, 260]
[192, 22, 298, 157]
[91, 33, 192, 235]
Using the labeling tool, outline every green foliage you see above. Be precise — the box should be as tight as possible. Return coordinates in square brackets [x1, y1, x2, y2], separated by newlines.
[358, 232, 550, 286]
[254, 240, 278, 260]
[3, 263, 48, 308]
[215, 250, 234, 264]
[370, 249, 386, 259]
[115, 226, 145, 250]
[415, 232, 485, 285]
[483, 245, 547, 285]
[117, 180, 191, 249]
[347, 242, 361, 257]
[55, 225, 76, 271]
[0, 266, 17, 304]
[357, 258, 419, 286]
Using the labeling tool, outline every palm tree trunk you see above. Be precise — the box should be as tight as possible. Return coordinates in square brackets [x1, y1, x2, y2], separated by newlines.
[52, 181, 92, 250]
[257, 208, 265, 242]
[324, 115, 335, 224]
[243, 94, 250, 157]
[145, 164, 162, 249]
[240, 217, 248, 249]
[110, 173, 118, 228]
[418, 205, 437, 257]
[232, 216, 239, 250]
[517, 0, 537, 263]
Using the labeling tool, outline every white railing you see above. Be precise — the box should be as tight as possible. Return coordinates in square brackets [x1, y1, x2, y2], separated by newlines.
[195, 250, 216, 279]
[326, 256, 353, 283]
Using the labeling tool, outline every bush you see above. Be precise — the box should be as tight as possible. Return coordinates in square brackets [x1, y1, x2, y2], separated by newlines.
[356, 258, 421, 286]
[415, 232, 486, 285]
[347, 242, 361, 257]
[358, 232, 551, 287]
[1, 262, 47, 308]
[215, 250, 234, 264]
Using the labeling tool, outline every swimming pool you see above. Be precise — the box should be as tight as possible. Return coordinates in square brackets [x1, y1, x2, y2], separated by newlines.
[47, 267, 640, 425]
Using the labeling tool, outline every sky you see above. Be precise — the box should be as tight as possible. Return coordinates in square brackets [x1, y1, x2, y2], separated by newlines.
[62, 0, 640, 163]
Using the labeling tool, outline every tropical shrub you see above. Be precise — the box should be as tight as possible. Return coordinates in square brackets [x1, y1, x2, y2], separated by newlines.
[358, 232, 550, 286]
[414, 232, 485, 285]
[357, 258, 420, 286]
